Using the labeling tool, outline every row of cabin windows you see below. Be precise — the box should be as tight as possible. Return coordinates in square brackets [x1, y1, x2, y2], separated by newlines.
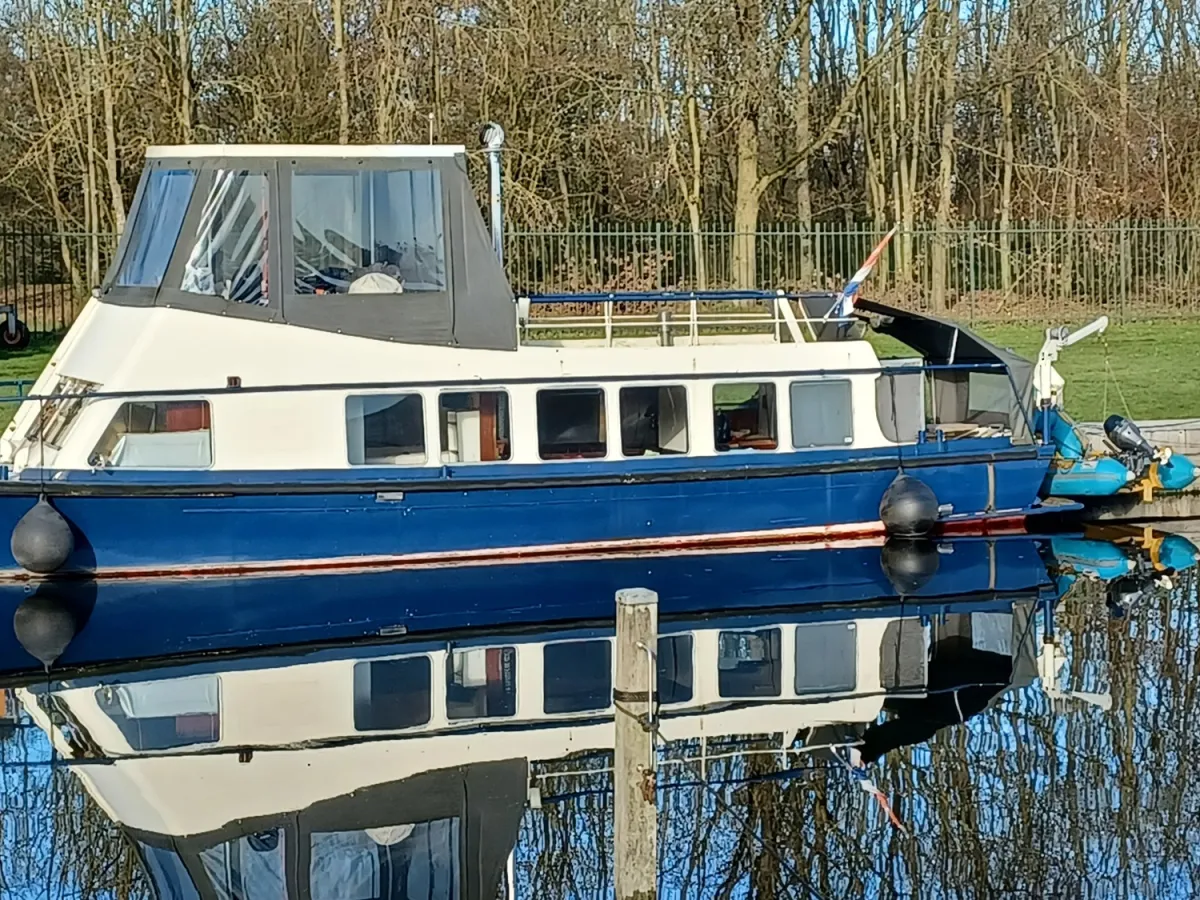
[345, 380, 854, 467]
[353, 623, 862, 731]
[79, 380, 854, 469]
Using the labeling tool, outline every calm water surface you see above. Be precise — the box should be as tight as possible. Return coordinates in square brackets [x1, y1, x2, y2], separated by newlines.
[1, 527, 1198, 900]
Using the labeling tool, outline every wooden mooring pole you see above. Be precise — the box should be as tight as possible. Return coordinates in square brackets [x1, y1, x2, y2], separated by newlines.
[614, 587, 658, 900]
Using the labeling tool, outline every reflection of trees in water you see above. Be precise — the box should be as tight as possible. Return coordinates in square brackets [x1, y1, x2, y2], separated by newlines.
[518, 578, 1200, 898]
[6, 576, 1200, 897]
[1, 718, 147, 899]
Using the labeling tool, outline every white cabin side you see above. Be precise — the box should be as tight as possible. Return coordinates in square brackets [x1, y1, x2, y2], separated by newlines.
[21, 614, 926, 835]
[1, 301, 907, 473]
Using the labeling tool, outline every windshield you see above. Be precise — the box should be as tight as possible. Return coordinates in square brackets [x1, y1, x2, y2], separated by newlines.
[116, 169, 197, 288]
[292, 170, 446, 295]
[309, 818, 459, 900]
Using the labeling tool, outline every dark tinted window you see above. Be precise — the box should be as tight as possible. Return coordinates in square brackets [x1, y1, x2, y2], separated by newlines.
[346, 394, 426, 465]
[537, 389, 607, 460]
[354, 657, 432, 730]
[544, 640, 612, 713]
[657, 635, 693, 704]
[717, 629, 782, 697]
[447, 647, 517, 719]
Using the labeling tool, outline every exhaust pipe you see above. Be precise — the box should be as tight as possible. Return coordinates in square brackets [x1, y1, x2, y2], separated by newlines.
[480, 122, 505, 267]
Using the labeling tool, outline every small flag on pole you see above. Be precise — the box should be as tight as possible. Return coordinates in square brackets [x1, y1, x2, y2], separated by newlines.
[827, 225, 897, 321]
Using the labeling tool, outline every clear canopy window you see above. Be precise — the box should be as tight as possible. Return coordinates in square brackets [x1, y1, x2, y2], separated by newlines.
[116, 169, 196, 288]
[292, 170, 446, 295]
[180, 170, 269, 305]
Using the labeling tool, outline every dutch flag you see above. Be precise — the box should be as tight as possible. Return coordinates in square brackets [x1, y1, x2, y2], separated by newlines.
[833, 225, 898, 319]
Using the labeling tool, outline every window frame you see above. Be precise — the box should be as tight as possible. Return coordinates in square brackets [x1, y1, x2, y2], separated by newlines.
[788, 377, 855, 449]
[88, 398, 215, 470]
[352, 655, 434, 732]
[345, 392, 428, 467]
[535, 386, 609, 462]
[712, 381, 779, 452]
[445, 644, 518, 721]
[176, 168, 273, 308]
[438, 388, 512, 464]
[279, 157, 457, 342]
[618, 383, 690, 458]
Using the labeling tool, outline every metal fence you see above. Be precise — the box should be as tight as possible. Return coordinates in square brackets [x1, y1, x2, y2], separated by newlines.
[7, 221, 1200, 333]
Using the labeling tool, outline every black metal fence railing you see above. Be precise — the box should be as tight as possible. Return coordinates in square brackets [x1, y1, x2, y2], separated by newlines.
[9, 220, 1200, 333]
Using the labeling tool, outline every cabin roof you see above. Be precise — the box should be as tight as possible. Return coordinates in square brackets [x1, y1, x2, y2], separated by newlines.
[145, 143, 467, 159]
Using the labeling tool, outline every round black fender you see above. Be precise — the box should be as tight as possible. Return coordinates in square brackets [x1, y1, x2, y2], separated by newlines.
[879, 472, 939, 538]
[880, 538, 940, 595]
[11, 496, 74, 574]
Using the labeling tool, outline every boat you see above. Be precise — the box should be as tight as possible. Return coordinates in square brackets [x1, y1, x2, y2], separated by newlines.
[0, 132, 1155, 582]
[15, 585, 1054, 898]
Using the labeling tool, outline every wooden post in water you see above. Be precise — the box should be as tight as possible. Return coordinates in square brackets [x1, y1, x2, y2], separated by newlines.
[614, 587, 658, 900]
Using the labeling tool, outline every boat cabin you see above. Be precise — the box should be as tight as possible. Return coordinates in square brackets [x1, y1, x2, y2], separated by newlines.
[0, 145, 1035, 477]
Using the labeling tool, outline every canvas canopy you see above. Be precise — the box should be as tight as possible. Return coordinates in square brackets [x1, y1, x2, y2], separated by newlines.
[101, 145, 518, 351]
[853, 298, 1036, 442]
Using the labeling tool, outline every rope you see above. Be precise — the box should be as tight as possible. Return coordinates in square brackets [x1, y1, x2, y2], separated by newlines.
[1100, 333, 1133, 420]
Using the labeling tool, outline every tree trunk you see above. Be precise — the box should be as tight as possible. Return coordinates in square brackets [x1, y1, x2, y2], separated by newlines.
[795, 0, 813, 284]
[175, 0, 192, 142]
[94, 5, 126, 234]
[929, 0, 960, 313]
[332, 0, 349, 144]
[732, 116, 760, 289]
[999, 78, 1013, 295]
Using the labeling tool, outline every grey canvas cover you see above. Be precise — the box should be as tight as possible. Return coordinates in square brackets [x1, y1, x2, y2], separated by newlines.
[100, 150, 518, 351]
[853, 298, 1035, 442]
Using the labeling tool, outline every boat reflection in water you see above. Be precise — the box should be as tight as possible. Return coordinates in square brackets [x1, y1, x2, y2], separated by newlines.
[5, 527, 1198, 898]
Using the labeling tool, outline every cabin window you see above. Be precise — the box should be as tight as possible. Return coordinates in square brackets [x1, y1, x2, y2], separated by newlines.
[543, 640, 612, 713]
[95, 676, 220, 751]
[446, 646, 517, 719]
[200, 831, 285, 899]
[717, 628, 782, 698]
[179, 170, 269, 305]
[790, 380, 854, 448]
[310, 819, 459, 900]
[292, 169, 446, 295]
[794, 622, 857, 694]
[537, 388, 607, 460]
[713, 383, 777, 451]
[353, 657, 431, 731]
[116, 169, 196, 288]
[620, 385, 688, 457]
[90, 400, 212, 468]
[657, 635, 693, 704]
[439, 391, 511, 463]
[346, 394, 426, 466]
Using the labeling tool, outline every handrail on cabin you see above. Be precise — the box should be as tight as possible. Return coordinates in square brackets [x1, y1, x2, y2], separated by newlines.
[521, 289, 842, 304]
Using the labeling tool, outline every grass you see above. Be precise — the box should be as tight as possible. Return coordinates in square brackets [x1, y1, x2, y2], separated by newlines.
[0, 323, 1195, 429]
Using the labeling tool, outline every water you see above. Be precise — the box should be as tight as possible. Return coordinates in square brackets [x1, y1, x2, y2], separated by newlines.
[1, 526, 1199, 900]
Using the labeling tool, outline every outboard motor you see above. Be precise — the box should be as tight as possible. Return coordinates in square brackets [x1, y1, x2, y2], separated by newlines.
[1104, 415, 1155, 459]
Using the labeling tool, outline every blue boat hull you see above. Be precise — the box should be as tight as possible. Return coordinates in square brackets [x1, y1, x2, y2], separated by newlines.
[0, 440, 1054, 579]
[0, 535, 1056, 679]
